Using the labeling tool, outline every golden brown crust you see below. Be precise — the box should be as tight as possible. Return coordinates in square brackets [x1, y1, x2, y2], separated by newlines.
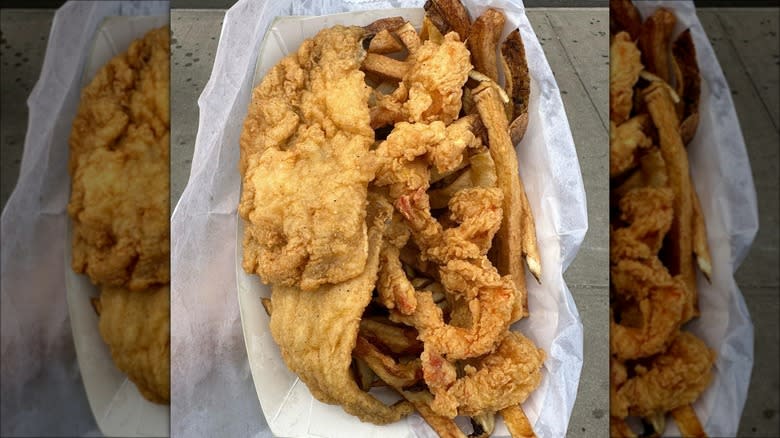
[98, 285, 170, 404]
[68, 26, 170, 291]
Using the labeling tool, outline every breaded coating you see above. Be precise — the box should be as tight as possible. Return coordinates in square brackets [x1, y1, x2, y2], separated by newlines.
[239, 26, 377, 291]
[98, 285, 170, 404]
[68, 27, 170, 290]
[610, 32, 643, 124]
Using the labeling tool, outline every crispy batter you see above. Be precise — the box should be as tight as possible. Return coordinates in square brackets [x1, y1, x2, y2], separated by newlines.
[68, 26, 170, 291]
[269, 195, 416, 424]
[610, 32, 643, 124]
[610, 115, 652, 178]
[433, 332, 545, 417]
[98, 285, 170, 404]
[239, 26, 377, 291]
[614, 332, 715, 418]
[468, 8, 506, 83]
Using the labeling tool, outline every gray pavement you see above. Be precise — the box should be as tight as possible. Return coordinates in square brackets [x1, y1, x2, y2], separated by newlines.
[0, 6, 777, 438]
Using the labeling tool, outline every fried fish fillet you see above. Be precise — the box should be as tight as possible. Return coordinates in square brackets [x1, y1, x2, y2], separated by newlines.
[239, 26, 377, 291]
[97, 285, 170, 404]
[68, 26, 170, 290]
[269, 195, 414, 424]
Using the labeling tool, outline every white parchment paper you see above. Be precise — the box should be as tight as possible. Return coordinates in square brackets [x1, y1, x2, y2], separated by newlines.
[171, 0, 586, 437]
[629, 2, 757, 436]
[0, 2, 168, 437]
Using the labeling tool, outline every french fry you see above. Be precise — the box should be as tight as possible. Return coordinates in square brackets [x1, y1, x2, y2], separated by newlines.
[359, 318, 423, 355]
[364, 16, 406, 34]
[91, 296, 102, 316]
[362, 53, 410, 82]
[501, 29, 531, 143]
[500, 405, 536, 438]
[470, 411, 496, 438]
[671, 404, 707, 438]
[424, 0, 472, 41]
[691, 184, 712, 282]
[353, 336, 422, 388]
[395, 22, 421, 55]
[400, 390, 466, 438]
[610, 416, 637, 438]
[261, 297, 272, 316]
[638, 8, 676, 83]
[473, 83, 538, 320]
[420, 15, 445, 44]
[368, 29, 404, 54]
[609, 0, 642, 39]
[643, 82, 697, 321]
[353, 357, 377, 391]
[468, 8, 506, 83]
[673, 29, 701, 145]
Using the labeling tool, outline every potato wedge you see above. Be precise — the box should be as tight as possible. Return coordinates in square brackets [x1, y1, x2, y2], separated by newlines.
[671, 404, 706, 438]
[500, 405, 536, 438]
[424, 0, 472, 41]
[673, 29, 701, 145]
[643, 82, 697, 321]
[362, 53, 410, 82]
[369, 29, 405, 54]
[638, 8, 676, 83]
[468, 8, 506, 83]
[364, 16, 406, 34]
[473, 83, 539, 320]
[609, 0, 642, 39]
[501, 28, 532, 144]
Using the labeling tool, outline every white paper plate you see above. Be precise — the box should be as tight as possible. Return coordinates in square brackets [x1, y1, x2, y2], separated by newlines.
[237, 7, 584, 438]
[65, 15, 170, 438]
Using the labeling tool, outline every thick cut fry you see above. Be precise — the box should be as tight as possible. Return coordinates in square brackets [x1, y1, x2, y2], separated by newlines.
[362, 53, 410, 82]
[364, 16, 406, 34]
[609, 0, 642, 39]
[395, 22, 421, 55]
[470, 411, 496, 438]
[424, 0, 472, 41]
[261, 297, 272, 316]
[473, 83, 540, 320]
[468, 8, 506, 83]
[421, 15, 445, 44]
[673, 29, 701, 145]
[671, 404, 707, 438]
[353, 336, 422, 388]
[500, 405, 536, 438]
[638, 8, 676, 83]
[368, 29, 404, 54]
[643, 83, 697, 321]
[359, 318, 423, 355]
[691, 184, 712, 282]
[401, 390, 467, 438]
[501, 29, 531, 144]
